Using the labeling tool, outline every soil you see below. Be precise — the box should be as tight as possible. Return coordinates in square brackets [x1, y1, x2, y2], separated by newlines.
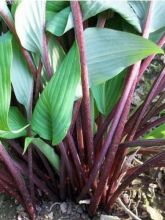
[0, 166, 164, 220]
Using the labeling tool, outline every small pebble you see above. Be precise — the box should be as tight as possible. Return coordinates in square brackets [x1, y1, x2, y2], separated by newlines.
[60, 202, 68, 214]
[77, 207, 83, 214]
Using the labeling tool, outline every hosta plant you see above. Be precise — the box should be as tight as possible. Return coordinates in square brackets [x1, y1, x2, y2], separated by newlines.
[0, 0, 165, 219]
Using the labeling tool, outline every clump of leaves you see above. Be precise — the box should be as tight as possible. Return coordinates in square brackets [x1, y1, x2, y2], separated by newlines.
[0, 1, 165, 219]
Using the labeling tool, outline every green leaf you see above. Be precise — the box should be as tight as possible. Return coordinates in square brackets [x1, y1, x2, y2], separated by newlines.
[0, 107, 27, 139]
[48, 36, 65, 75]
[0, 33, 28, 139]
[32, 42, 80, 145]
[11, 0, 21, 16]
[0, 0, 14, 24]
[0, 32, 12, 131]
[46, 1, 69, 22]
[11, 39, 33, 113]
[81, 0, 141, 31]
[24, 137, 33, 154]
[46, 6, 72, 36]
[85, 28, 163, 86]
[46, 0, 141, 36]
[144, 124, 165, 139]
[129, 1, 165, 34]
[90, 93, 99, 134]
[46, 1, 68, 12]
[150, 27, 165, 43]
[25, 137, 60, 171]
[91, 70, 126, 116]
[15, 0, 46, 54]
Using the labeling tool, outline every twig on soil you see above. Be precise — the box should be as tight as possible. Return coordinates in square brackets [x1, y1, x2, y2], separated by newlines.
[48, 202, 61, 212]
[117, 197, 142, 220]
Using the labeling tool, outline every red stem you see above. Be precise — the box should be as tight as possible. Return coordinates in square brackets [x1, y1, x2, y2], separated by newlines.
[59, 142, 76, 188]
[70, 98, 82, 134]
[66, 132, 85, 187]
[135, 115, 165, 139]
[119, 138, 165, 148]
[140, 92, 165, 125]
[137, 33, 165, 83]
[34, 61, 43, 102]
[28, 146, 35, 204]
[97, 11, 107, 28]
[94, 104, 117, 149]
[6, 140, 51, 182]
[76, 112, 85, 163]
[71, 1, 94, 167]
[128, 67, 165, 140]
[0, 179, 23, 204]
[88, 75, 139, 215]
[60, 156, 66, 200]
[42, 34, 53, 79]
[78, 63, 141, 203]
[35, 148, 56, 186]
[0, 143, 36, 220]
[14, 160, 56, 201]
[88, 2, 155, 213]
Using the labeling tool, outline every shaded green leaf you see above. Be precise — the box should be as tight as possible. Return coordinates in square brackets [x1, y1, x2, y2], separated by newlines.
[46, 1, 68, 12]
[48, 36, 65, 75]
[25, 137, 60, 171]
[0, 107, 27, 139]
[46, 0, 141, 36]
[91, 70, 126, 116]
[150, 27, 165, 43]
[46, 1, 69, 23]
[0, 0, 14, 24]
[46, 6, 72, 36]
[90, 93, 99, 134]
[11, 39, 33, 113]
[41, 36, 65, 83]
[0, 33, 28, 139]
[36, 35, 65, 84]
[81, 0, 141, 31]
[11, 0, 21, 16]
[129, 1, 165, 34]
[32, 42, 80, 145]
